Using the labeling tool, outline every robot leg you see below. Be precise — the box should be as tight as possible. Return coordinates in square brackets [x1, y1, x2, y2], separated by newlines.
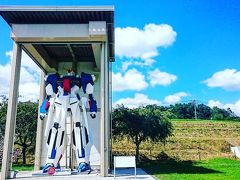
[43, 98, 68, 173]
[42, 122, 60, 173]
[70, 98, 90, 172]
[44, 97, 56, 137]
[81, 97, 92, 162]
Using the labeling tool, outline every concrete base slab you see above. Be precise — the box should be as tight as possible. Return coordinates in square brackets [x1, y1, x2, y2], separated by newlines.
[12, 168, 155, 180]
[32, 168, 71, 176]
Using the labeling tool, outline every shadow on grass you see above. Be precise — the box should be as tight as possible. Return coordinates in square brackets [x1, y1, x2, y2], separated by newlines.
[140, 153, 222, 175]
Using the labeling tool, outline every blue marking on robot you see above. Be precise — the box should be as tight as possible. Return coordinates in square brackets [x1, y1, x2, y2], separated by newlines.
[78, 162, 90, 172]
[46, 73, 60, 94]
[81, 72, 94, 93]
[42, 164, 52, 173]
[63, 92, 69, 96]
[40, 99, 48, 114]
[89, 94, 97, 113]
[50, 148, 56, 159]
[77, 148, 85, 158]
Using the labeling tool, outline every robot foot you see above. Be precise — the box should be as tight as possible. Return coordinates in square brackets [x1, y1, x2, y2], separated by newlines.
[77, 162, 91, 172]
[42, 163, 54, 173]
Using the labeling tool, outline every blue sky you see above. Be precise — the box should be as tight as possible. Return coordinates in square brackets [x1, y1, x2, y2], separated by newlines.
[0, 0, 240, 113]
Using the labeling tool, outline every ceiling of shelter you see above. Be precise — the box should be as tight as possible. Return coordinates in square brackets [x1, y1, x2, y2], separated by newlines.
[0, 11, 113, 24]
[0, 7, 114, 72]
[0, 10, 114, 60]
[33, 44, 94, 63]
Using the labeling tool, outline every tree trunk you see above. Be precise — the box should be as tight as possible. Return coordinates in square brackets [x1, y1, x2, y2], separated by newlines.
[22, 145, 27, 165]
[135, 143, 140, 163]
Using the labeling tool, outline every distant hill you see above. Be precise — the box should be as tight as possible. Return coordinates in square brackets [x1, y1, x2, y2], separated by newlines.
[112, 120, 240, 160]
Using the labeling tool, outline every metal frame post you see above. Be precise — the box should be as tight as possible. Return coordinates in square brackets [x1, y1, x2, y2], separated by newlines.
[100, 42, 110, 176]
[34, 71, 45, 170]
[1, 42, 22, 179]
[99, 41, 110, 176]
[104, 41, 109, 175]
[100, 42, 106, 176]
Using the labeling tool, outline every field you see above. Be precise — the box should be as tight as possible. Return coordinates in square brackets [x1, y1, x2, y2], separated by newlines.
[113, 119, 240, 179]
[112, 119, 240, 160]
[142, 158, 240, 180]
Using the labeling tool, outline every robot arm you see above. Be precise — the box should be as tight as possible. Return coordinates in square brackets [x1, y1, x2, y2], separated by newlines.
[81, 73, 97, 119]
[39, 73, 59, 120]
[86, 82, 97, 119]
[39, 84, 53, 120]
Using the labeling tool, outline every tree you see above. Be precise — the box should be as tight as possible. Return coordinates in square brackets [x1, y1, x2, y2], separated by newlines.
[0, 101, 38, 164]
[196, 104, 212, 119]
[212, 106, 232, 120]
[0, 102, 8, 137]
[112, 105, 173, 162]
[171, 103, 195, 119]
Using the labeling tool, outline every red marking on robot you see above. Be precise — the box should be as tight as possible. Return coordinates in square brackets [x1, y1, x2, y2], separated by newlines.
[57, 154, 63, 164]
[63, 78, 71, 93]
[48, 167, 56, 176]
[45, 101, 50, 110]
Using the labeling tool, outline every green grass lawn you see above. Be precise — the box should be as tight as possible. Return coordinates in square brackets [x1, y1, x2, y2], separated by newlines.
[0, 164, 34, 171]
[142, 158, 240, 180]
[12, 164, 34, 171]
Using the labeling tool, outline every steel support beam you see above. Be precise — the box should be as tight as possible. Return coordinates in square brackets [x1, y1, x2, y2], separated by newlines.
[1, 42, 22, 179]
[33, 44, 58, 69]
[104, 41, 110, 175]
[100, 43, 106, 176]
[92, 43, 101, 71]
[100, 42, 109, 176]
[67, 44, 78, 73]
[23, 44, 57, 72]
[34, 71, 46, 170]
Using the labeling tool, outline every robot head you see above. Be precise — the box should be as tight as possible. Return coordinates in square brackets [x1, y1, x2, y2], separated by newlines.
[66, 69, 75, 76]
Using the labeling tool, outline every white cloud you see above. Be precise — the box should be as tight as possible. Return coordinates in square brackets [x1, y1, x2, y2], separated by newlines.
[6, 50, 40, 75]
[112, 68, 148, 91]
[148, 68, 177, 86]
[5, 51, 13, 60]
[203, 69, 240, 91]
[208, 100, 223, 108]
[208, 99, 240, 116]
[114, 93, 161, 108]
[164, 92, 188, 104]
[134, 58, 156, 67]
[0, 50, 40, 101]
[0, 63, 11, 96]
[116, 23, 176, 66]
[121, 61, 133, 71]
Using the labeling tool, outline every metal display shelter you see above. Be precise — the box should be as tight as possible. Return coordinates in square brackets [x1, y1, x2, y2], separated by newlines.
[0, 6, 114, 179]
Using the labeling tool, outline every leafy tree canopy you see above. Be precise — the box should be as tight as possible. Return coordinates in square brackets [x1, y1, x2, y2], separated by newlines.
[0, 101, 38, 164]
[112, 105, 173, 161]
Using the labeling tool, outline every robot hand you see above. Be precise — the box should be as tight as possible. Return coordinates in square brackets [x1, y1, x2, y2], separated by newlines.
[82, 97, 97, 119]
[40, 113, 46, 120]
[90, 112, 96, 119]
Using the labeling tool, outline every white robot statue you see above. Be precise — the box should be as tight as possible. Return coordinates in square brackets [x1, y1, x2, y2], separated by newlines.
[39, 70, 97, 174]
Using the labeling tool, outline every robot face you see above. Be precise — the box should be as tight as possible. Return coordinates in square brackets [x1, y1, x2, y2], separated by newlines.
[67, 69, 75, 76]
